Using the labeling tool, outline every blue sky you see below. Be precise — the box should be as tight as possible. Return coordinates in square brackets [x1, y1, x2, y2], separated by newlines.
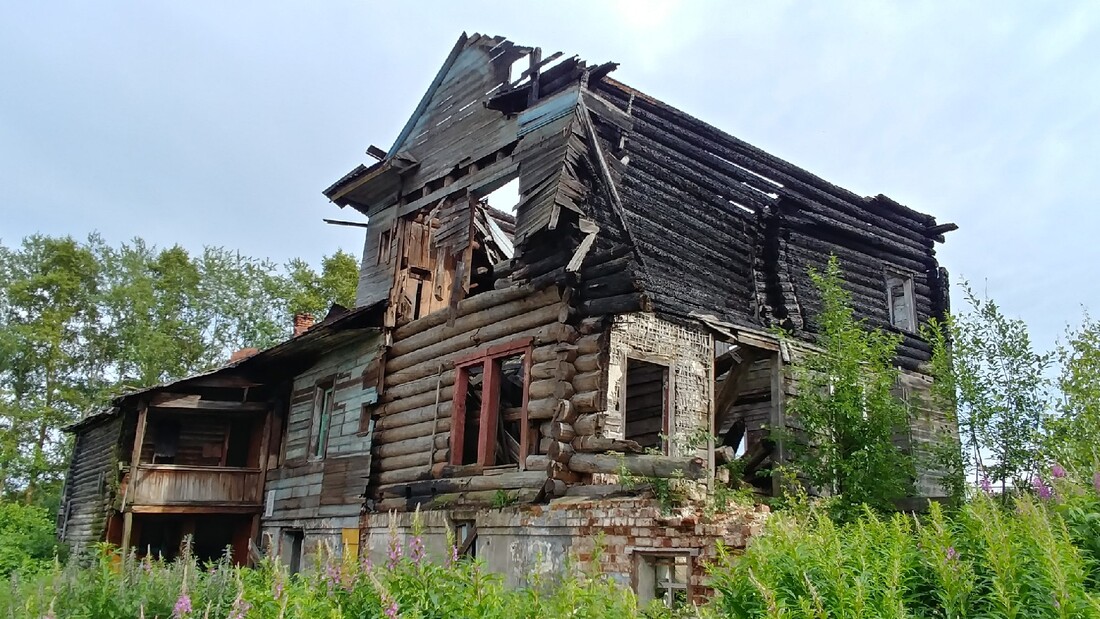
[2, 2, 1097, 353]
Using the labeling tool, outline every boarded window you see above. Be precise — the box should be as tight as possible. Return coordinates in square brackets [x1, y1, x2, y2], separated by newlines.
[623, 358, 670, 454]
[310, 380, 335, 460]
[886, 273, 916, 332]
[450, 338, 533, 468]
[282, 530, 304, 574]
[635, 553, 691, 610]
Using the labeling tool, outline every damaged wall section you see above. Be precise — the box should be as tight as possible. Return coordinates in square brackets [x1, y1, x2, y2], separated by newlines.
[604, 313, 713, 457]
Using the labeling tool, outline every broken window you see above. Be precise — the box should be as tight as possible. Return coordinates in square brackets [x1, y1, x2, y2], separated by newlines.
[623, 358, 671, 454]
[377, 229, 391, 265]
[886, 272, 916, 332]
[450, 338, 533, 467]
[310, 379, 335, 460]
[635, 553, 691, 610]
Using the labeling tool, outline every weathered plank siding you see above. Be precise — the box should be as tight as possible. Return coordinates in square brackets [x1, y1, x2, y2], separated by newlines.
[59, 416, 122, 552]
[262, 333, 381, 555]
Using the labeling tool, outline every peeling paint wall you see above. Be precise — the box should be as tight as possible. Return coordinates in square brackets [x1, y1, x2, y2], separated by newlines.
[604, 313, 714, 456]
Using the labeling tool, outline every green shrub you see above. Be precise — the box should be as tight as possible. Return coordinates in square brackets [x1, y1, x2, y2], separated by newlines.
[0, 500, 59, 577]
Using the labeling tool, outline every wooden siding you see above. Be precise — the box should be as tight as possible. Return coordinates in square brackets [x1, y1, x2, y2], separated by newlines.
[128, 465, 263, 509]
[263, 332, 381, 528]
[59, 416, 122, 552]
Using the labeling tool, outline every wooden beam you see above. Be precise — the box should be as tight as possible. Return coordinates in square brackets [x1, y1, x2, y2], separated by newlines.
[714, 349, 767, 435]
[128, 504, 262, 515]
[150, 394, 269, 411]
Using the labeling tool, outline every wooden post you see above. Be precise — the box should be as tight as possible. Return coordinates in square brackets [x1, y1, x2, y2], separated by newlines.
[449, 368, 469, 465]
[121, 403, 149, 551]
[706, 334, 716, 493]
[770, 352, 785, 497]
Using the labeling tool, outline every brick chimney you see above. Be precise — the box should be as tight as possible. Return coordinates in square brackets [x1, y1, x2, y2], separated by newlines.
[293, 313, 315, 337]
[229, 347, 259, 362]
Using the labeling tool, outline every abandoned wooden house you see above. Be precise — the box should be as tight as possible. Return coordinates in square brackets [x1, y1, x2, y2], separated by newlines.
[60, 32, 957, 607]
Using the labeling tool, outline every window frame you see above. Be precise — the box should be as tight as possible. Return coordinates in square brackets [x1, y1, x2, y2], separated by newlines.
[620, 354, 675, 456]
[450, 337, 534, 468]
[884, 270, 917, 333]
[632, 550, 695, 610]
[309, 377, 336, 461]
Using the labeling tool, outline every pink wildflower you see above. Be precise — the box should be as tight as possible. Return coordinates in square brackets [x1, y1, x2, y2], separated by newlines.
[386, 538, 403, 569]
[1032, 476, 1053, 500]
[1052, 463, 1067, 479]
[172, 593, 192, 619]
[1093, 471, 1100, 494]
[945, 546, 958, 562]
[384, 599, 399, 618]
[228, 594, 251, 619]
[409, 536, 425, 565]
[979, 477, 993, 494]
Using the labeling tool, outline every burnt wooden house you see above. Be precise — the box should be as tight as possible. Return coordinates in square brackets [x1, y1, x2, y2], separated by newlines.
[62, 32, 956, 607]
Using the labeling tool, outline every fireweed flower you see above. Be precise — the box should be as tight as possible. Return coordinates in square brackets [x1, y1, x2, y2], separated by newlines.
[945, 547, 958, 562]
[228, 594, 251, 619]
[172, 593, 192, 619]
[1032, 476, 1053, 500]
[409, 536, 426, 565]
[1052, 463, 1067, 479]
[1093, 471, 1100, 494]
[980, 477, 993, 494]
[387, 538, 403, 569]
[383, 596, 400, 618]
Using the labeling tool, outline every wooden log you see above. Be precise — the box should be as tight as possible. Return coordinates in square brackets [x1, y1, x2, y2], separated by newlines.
[525, 454, 550, 471]
[376, 401, 453, 432]
[581, 293, 648, 317]
[714, 445, 737, 465]
[374, 418, 450, 445]
[554, 381, 575, 401]
[375, 449, 447, 474]
[572, 436, 644, 454]
[531, 360, 575, 381]
[375, 434, 449, 459]
[572, 370, 602, 394]
[529, 379, 562, 401]
[542, 478, 567, 498]
[378, 470, 547, 497]
[388, 303, 562, 374]
[534, 322, 579, 345]
[573, 413, 604, 436]
[576, 334, 602, 355]
[548, 441, 574, 463]
[573, 353, 603, 373]
[531, 344, 577, 364]
[577, 317, 605, 336]
[572, 391, 604, 414]
[383, 384, 454, 414]
[554, 400, 578, 424]
[383, 370, 456, 401]
[563, 484, 634, 499]
[526, 397, 559, 421]
[568, 453, 707, 480]
[375, 466, 433, 486]
[549, 421, 576, 442]
[391, 284, 536, 341]
[581, 254, 633, 280]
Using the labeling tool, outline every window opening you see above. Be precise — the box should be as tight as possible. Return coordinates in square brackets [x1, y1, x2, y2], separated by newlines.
[454, 520, 478, 558]
[376, 229, 391, 265]
[283, 530, 304, 574]
[151, 418, 180, 464]
[623, 358, 670, 454]
[451, 339, 533, 467]
[886, 273, 916, 332]
[311, 381, 335, 460]
[636, 553, 690, 610]
[225, 417, 252, 467]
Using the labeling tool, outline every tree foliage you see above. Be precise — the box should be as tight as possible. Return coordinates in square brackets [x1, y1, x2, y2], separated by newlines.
[781, 255, 915, 518]
[926, 284, 1052, 493]
[1045, 311, 1100, 473]
[0, 234, 358, 509]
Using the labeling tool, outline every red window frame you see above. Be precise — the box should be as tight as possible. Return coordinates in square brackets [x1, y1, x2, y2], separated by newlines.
[450, 337, 534, 468]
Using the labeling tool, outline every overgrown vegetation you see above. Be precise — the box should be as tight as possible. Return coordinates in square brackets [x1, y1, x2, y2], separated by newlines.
[778, 256, 916, 519]
[709, 471, 1100, 617]
[0, 234, 357, 510]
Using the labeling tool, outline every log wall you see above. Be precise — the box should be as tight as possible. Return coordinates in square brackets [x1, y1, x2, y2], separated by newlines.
[370, 284, 571, 511]
[58, 415, 122, 553]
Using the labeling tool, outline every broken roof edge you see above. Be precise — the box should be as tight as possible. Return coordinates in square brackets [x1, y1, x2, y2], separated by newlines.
[96, 299, 387, 412]
[386, 33, 470, 159]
